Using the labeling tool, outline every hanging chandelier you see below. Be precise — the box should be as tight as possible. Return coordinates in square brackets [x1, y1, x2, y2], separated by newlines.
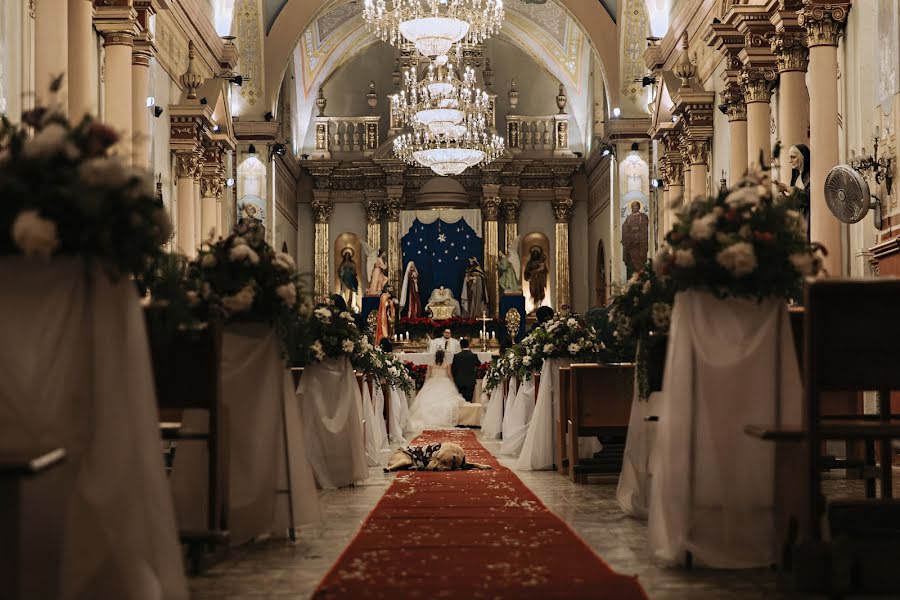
[393, 117, 504, 176]
[363, 0, 505, 58]
[391, 57, 492, 137]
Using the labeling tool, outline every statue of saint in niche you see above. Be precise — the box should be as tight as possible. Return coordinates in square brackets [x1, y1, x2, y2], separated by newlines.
[462, 257, 488, 317]
[621, 200, 649, 279]
[337, 248, 359, 310]
[524, 246, 549, 309]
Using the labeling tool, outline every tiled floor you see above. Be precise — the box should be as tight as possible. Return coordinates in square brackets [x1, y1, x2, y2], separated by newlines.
[188, 436, 896, 599]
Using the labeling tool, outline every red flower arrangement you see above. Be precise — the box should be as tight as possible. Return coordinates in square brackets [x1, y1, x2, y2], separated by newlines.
[476, 362, 491, 380]
[403, 361, 428, 390]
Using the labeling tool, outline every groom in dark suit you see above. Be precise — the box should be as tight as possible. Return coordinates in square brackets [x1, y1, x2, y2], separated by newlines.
[451, 337, 480, 403]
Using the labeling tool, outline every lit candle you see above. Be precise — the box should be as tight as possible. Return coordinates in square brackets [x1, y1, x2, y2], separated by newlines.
[406, 332, 410, 340]
[492, 331, 495, 339]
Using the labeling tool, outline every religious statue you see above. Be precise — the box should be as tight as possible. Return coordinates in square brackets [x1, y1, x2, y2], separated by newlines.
[621, 200, 649, 279]
[375, 283, 397, 345]
[777, 144, 811, 240]
[425, 286, 461, 320]
[498, 236, 522, 294]
[400, 261, 422, 318]
[523, 246, 549, 309]
[337, 248, 359, 309]
[461, 257, 488, 317]
[365, 246, 389, 296]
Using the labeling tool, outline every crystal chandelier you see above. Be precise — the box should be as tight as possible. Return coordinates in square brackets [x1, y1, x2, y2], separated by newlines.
[394, 117, 504, 176]
[363, 0, 505, 57]
[391, 57, 492, 137]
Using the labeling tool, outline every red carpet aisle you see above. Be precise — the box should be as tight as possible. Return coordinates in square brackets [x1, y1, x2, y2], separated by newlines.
[313, 429, 647, 599]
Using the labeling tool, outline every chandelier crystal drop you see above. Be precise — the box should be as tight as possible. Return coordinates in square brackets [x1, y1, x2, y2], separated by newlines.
[393, 115, 504, 176]
[363, 0, 505, 57]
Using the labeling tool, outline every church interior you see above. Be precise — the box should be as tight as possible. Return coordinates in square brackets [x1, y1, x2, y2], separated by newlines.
[4, 0, 900, 598]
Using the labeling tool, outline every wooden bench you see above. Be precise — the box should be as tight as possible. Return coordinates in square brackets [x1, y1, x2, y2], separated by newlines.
[561, 363, 635, 483]
[747, 280, 900, 595]
[0, 448, 67, 600]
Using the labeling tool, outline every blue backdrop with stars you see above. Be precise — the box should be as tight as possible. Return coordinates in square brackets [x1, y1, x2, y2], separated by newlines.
[401, 218, 483, 307]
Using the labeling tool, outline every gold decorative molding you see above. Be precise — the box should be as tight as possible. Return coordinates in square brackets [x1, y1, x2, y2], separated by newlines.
[798, 1, 850, 47]
[721, 83, 747, 122]
[480, 195, 501, 221]
[740, 67, 778, 103]
[685, 139, 709, 166]
[310, 193, 334, 223]
[552, 191, 574, 223]
[174, 151, 196, 179]
[771, 30, 809, 72]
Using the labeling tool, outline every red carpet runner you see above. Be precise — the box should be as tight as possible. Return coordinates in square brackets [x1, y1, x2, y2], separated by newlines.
[313, 429, 647, 599]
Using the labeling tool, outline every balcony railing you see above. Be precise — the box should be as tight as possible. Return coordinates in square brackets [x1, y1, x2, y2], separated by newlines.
[505, 115, 570, 157]
[314, 116, 381, 158]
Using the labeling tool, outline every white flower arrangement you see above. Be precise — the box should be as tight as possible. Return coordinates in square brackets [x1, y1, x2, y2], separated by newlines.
[11, 210, 59, 262]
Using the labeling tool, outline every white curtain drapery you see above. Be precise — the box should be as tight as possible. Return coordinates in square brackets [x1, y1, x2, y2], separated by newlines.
[399, 209, 483, 240]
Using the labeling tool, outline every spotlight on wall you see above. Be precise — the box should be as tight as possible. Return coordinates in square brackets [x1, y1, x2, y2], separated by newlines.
[247, 144, 257, 154]
[269, 143, 286, 160]
[672, 115, 678, 123]
[599, 143, 615, 158]
[200, 97, 208, 105]
[230, 75, 244, 86]
[152, 106, 164, 118]
[264, 111, 274, 122]
[212, 124, 220, 132]
[641, 76, 656, 87]
[651, 178, 660, 188]
[612, 107, 621, 117]
[226, 178, 235, 187]
[146, 96, 155, 107]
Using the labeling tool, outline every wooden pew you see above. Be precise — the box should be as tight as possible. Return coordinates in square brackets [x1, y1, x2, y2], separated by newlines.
[564, 363, 635, 483]
[0, 448, 67, 600]
[746, 280, 900, 595]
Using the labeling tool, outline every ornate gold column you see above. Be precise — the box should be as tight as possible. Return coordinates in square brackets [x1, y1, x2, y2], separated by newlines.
[800, 1, 849, 275]
[500, 188, 520, 246]
[174, 151, 198, 256]
[740, 67, 777, 170]
[481, 193, 501, 317]
[666, 158, 685, 226]
[95, 9, 139, 163]
[552, 191, 573, 309]
[384, 192, 403, 291]
[687, 140, 709, 200]
[200, 143, 225, 241]
[68, 0, 95, 118]
[771, 13, 810, 180]
[363, 193, 383, 249]
[680, 142, 692, 204]
[723, 83, 748, 184]
[311, 192, 334, 300]
[192, 154, 202, 245]
[35, 0, 68, 109]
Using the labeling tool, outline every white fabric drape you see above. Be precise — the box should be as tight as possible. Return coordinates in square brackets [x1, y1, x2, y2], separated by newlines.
[298, 357, 369, 489]
[0, 257, 187, 600]
[500, 377, 518, 443]
[172, 324, 319, 545]
[387, 385, 409, 444]
[617, 385, 663, 520]
[399, 208, 482, 240]
[648, 290, 802, 568]
[500, 376, 534, 456]
[480, 382, 505, 439]
[362, 380, 390, 466]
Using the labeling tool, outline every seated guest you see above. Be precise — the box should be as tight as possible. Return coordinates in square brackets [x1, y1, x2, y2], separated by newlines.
[451, 338, 480, 403]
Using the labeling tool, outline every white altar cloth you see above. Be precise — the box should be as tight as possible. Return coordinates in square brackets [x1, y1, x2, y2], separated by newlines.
[172, 325, 320, 545]
[0, 258, 187, 599]
[397, 351, 494, 365]
[648, 290, 802, 568]
[617, 388, 663, 520]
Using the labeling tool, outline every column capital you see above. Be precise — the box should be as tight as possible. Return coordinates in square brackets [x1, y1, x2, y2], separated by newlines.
[666, 158, 685, 185]
[740, 67, 778, 103]
[500, 195, 521, 223]
[685, 139, 709, 166]
[132, 36, 156, 67]
[174, 151, 198, 179]
[362, 195, 383, 223]
[480, 196, 501, 221]
[94, 6, 139, 46]
[311, 192, 334, 223]
[200, 174, 225, 200]
[798, 1, 850, 47]
[722, 83, 748, 122]
[383, 195, 403, 220]
[552, 191, 574, 223]
[771, 30, 809, 72]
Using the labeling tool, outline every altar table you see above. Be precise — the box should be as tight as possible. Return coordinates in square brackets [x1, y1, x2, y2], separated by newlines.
[397, 351, 494, 365]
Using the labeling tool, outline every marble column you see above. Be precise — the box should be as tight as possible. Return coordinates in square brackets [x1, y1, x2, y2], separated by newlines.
[311, 193, 334, 300]
[741, 67, 777, 170]
[800, 2, 849, 275]
[174, 151, 198, 256]
[99, 26, 137, 163]
[200, 144, 225, 240]
[131, 44, 153, 169]
[773, 31, 810, 180]
[481, 195, 501, 317]
[67, 0, 95, 118]
[552, 191, 574, 309]
[688, 140, 709, 200]
[723, 84, 748, 184]
[384, 195, 403, 291]
[363, 194, 383, 249]
[35, 0, 68, 108]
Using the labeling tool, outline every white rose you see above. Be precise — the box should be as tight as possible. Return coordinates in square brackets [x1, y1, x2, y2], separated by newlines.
[543, 343, 554, 354]
[221, 285, 255, 314]
[568, 342, 581, 354]
[311, 340, 325, 361]
[23, 123, 77, 159]
[342, 339, 355, 353]
[689, 213, 717, 240]
[522, 355, 532, 366]
[11, 210, 59, 261]
[716, 242, 758, 278]
[200, 253, 216, 268]
[567, 317, 577, 327]
[789, 252, 815, 276]
[673, 249, 695, 268]
[314, 307, 332, 322]
[276, 283, 297, 307]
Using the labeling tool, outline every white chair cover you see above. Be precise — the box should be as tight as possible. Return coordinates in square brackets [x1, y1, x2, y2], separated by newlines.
[500, 377, 518, 440]
[0, 257, 187, 600]
[387, 385, 409, 444]
[361, 380, 389, 466]
[299, 357, 369, 489]
[480, 382, 505, 439]
[499, 376, 534, 456]
[617, 387, 663, 520]
[648, 290, 802, 568]
[172, 324, 319, 545]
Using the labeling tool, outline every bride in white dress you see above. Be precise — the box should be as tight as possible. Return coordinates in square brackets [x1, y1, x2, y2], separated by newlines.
[405, 349, 462, 432]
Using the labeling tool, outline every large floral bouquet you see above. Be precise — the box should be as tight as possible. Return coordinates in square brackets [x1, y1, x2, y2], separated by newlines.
[352, 340, 415, 394]
[288, 301, 363, 367]
[655, 169, 823, 300]
[518, 311, 604, 374]
[186, 222, 303, 327]
[0, 88, 170, 276]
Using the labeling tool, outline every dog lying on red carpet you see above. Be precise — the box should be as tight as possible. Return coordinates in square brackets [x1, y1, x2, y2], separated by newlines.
[384, 442, 491, 472]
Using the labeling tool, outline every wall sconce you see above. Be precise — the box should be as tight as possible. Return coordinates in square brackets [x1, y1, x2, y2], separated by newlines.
[269, 143, 286, 160]
[850, 133, 895, 195]
[599, 143, 616, 158]
[226, 178, 235, 187]
[612, 107, 621, 117]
